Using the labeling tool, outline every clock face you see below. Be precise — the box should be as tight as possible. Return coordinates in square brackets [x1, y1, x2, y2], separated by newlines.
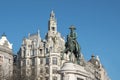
[52, 24, 54, 26]
[53, 22, 55, 25]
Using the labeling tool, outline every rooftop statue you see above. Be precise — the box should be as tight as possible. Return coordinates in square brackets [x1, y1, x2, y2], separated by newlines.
[62, 25, 82, 64]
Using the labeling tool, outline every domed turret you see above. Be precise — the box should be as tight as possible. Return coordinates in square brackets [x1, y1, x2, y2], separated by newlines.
[89, 54, 100, 68]
[0, 33, 12, 49]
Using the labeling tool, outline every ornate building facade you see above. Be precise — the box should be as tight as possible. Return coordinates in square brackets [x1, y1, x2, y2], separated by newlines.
[17, 11, 65, 80]
[0, 34, 13, 80]
[17, 11, 110, 80]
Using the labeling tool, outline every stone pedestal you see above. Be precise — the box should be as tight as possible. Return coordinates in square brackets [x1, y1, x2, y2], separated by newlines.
[59, 62, 89, 80]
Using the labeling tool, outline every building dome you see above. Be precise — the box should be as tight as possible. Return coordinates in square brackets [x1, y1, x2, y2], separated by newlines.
[89, 54, 100, 68]
[0, 33, 12, 49]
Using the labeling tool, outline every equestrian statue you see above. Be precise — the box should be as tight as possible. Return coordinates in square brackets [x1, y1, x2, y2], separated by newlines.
[62, 25, 82, 65]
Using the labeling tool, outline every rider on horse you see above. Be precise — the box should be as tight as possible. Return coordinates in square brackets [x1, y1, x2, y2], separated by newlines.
[63, 26, 81, 64]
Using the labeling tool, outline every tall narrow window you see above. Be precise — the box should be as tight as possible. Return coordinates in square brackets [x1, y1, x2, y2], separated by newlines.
[32, 58, 35, 66]
[46, 48, 49, 53]
[52, 57, 57, 65]
[40, 58, 43, 64]
[27, 60, 29, 65]
[46, 67, 49, 74]
[46, 58, 49, 65]
[23, 47, 26, 57]
[30, 50, 32, 56]
[23, 60, 26, 66]
[31, 50, 34, 56]
[34, 50, 37, 56]
[24, 50, 26, 57]
[52, 67, 57, 74]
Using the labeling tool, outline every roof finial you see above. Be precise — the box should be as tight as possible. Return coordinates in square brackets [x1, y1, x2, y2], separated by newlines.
[28, 33, 30, 38]
[50, 10, 55, 19]
[96, 55, 100, 61]
[2, 32, 6, 37]
[91, 54, 95, 59]
[38, 29, 40, 37]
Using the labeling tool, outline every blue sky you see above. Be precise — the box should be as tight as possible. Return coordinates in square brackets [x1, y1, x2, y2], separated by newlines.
[0, 0, 119, 79]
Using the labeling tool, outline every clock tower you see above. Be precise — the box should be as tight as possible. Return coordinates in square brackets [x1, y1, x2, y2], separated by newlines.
[48, 10, 57, 34]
